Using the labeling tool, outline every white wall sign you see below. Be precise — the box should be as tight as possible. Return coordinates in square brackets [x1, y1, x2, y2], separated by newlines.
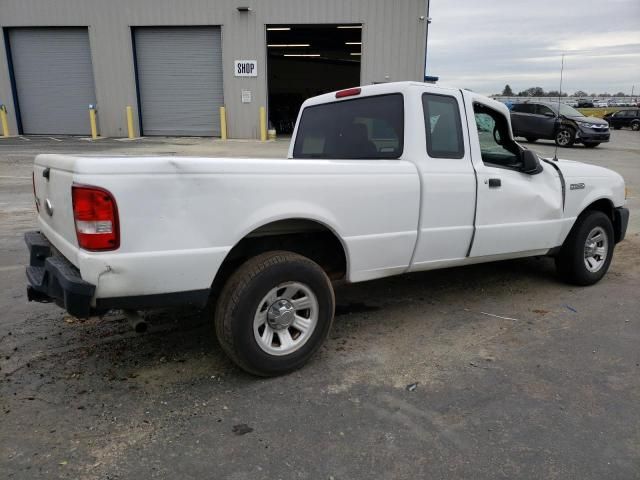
[234, 60, 258, 77]
[241, 90, 252, 103]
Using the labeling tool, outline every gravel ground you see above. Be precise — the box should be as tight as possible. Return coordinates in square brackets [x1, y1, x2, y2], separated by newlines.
[1, 131, 639, 479]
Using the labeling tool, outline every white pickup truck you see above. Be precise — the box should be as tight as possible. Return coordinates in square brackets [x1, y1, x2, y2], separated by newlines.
[27, 82, 629, 376]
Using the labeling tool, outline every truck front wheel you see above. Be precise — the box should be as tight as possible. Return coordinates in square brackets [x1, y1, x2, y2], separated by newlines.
[214, 251, 335, 376]
[555, 210, 614, 285]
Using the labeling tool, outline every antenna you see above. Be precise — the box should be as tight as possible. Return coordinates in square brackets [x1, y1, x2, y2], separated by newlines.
[553, 53, 565, 162]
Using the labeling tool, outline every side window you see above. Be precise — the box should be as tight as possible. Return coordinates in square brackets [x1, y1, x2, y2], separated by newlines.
[536, 105, 554, 116]
[473, 103, 522, 169]
[512, 104, 534, 114]
[293, 94, 404, 159]
[422, 93, 464, 159]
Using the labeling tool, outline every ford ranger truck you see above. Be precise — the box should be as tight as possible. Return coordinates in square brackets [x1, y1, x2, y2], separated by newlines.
[26, 82, 629, 376]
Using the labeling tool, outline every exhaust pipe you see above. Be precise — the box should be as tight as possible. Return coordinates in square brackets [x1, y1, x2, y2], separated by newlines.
[124, 309, 148, 333]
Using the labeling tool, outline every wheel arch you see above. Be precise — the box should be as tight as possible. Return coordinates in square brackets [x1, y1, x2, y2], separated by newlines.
[580, 197, 614, 221]
[210, 217, 349, 301]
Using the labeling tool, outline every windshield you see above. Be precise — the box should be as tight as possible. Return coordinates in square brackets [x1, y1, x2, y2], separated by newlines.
[559, 104, 585, 117]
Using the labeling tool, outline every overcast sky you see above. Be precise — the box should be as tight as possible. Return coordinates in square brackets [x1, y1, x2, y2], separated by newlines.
[426, 0, 640, 95]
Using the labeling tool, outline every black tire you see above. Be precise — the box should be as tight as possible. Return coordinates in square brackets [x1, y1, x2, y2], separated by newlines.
[525, 137, 538, 143]
[631, 121, 640, 131]
[613, 125, 621, 130]
[555, 127, 575, 147]
[583, 142, 600, 148]
[555, 211, 614, 286]
[214, 251, 335, 376]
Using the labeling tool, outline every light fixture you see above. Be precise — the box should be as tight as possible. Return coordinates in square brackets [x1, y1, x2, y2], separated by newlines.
[350, 52, 362, 56]
[236, 6, 251, 12]
[345, 42, 362, 45]
[267, 27, 291, 31]
[267, 44, 310, 48]
[337, 25, 362, 29]
[284, 54, 321, 57]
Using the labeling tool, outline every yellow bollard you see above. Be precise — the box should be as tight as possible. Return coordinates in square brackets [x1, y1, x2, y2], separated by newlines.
[219, 106, 227, 140]
[0, 105, 9, 137]
[259, 106, 267, 142]
[89, 105, 98, 139]
[126, 105, 135, 139]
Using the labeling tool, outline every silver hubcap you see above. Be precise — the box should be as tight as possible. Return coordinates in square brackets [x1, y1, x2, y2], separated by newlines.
[253, 282, 319, 356]
[557, 130, 570, 145]
[584, 226, 608, 272]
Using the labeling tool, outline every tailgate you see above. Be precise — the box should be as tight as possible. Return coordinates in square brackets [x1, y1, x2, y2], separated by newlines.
[33, 155, 79, 265]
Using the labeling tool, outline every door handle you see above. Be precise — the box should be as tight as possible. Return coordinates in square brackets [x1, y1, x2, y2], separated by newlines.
[488, 178, 501, 188]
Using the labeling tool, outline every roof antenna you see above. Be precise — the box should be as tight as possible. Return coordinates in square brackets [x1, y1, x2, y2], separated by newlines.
[553, 53, 565, 162]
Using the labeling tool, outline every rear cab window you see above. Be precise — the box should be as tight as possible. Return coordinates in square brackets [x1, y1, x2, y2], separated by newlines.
[293, 94, 404, 159]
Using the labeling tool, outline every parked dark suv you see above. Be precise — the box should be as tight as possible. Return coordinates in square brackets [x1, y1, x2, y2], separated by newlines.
[603, 109, 640, 131]
[511, 102, 610, 148]
[576, 99, 594, 108]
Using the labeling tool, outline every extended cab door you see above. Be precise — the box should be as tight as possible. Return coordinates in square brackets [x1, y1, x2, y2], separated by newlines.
[408, 86, 477, 270]
[465, 95, 565, 257]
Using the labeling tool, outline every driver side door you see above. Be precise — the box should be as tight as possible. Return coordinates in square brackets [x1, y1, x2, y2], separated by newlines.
[532, 104, 557, 138]
[467, 99, 565, 257]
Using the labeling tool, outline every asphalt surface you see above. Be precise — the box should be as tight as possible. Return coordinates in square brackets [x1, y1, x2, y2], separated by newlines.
[1, 132, 639, 479]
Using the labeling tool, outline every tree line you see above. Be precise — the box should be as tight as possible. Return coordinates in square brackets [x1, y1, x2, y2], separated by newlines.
[498, 84, 630, 98]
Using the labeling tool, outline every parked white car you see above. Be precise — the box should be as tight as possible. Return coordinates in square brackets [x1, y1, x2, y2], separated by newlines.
[27, 82, 629, 375]
[594, 100, 609, 108]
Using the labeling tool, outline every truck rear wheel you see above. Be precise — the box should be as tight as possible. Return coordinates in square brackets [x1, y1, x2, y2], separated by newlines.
[214, 251, 335, 376]
[555, 210, 614, 285]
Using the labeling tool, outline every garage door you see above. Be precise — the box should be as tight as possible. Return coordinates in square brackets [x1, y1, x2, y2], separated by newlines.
[133, 27, 224, 136]
[8, 28, 96, 135]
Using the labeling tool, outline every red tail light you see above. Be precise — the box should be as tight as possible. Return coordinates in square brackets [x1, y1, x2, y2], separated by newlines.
[336, 87, 361, 98]
[72, 185, 120, 251]
[32, 172, 39, 212]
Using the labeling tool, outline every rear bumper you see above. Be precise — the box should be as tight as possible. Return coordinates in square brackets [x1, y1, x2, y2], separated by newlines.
[25, 230, 211, 318]
[614, 207, 629, 243]
[25, 231, 95, 318]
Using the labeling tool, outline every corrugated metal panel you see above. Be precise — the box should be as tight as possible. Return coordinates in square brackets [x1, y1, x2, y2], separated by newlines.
[0, 0, 427, 138]
[134, 26, 223, 136]
[8, 27, 96, 135]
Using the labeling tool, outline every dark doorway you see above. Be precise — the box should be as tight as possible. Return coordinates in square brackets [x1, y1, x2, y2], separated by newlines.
[266, 24, 361, 134]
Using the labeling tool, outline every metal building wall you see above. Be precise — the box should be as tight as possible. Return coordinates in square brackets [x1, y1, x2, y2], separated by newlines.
[0, 0, 428, 139]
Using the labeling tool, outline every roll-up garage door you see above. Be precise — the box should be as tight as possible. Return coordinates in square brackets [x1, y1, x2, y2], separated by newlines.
[133, 27, 224, 136]
[8, 28, 96, 135]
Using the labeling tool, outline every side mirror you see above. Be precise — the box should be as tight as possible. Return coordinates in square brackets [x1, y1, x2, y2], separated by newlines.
[493, 126, 502, 145]
[521, 149, 542, 175]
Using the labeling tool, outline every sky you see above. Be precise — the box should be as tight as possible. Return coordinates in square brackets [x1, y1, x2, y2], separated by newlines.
[425, 0, 640, 96]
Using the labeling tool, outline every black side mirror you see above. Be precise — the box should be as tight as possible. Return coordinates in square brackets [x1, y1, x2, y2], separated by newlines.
[521, 149, 543, 175]
[493, 126, 502, 145]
